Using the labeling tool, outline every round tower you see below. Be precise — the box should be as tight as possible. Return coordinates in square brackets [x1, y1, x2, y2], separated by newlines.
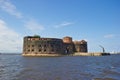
[63, 36, 72, 43]
[73, 40, 88, 52]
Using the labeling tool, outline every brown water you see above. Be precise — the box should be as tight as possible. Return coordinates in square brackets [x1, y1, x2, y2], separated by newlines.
[0, 54, 120, 80]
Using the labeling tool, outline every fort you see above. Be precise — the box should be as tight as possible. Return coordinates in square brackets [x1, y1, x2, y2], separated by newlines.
[22, 35, 88, 56]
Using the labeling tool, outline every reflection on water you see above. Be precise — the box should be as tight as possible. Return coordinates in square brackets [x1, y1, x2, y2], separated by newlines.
[0, 54, 120, 80]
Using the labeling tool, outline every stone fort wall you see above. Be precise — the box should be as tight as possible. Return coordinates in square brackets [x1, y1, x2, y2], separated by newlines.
[23, 36, 88, 55]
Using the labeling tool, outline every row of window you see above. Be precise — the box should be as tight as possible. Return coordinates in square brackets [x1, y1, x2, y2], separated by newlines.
[25, 49, 56, 52]
[27, 38, 62, 41]
[28, 45, 54, 47]
[27, 44, 61, 48]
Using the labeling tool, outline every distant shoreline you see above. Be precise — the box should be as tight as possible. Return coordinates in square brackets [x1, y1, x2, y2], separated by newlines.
[0, 53, 21, 55]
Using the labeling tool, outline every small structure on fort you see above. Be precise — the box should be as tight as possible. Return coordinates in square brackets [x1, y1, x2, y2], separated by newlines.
[22, 35, 88, 56]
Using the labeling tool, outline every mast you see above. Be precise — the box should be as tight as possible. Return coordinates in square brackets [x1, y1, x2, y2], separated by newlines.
[99, 45, 105, 53]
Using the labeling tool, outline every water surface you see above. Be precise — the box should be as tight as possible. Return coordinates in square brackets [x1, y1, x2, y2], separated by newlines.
[0, 54, 120, 80]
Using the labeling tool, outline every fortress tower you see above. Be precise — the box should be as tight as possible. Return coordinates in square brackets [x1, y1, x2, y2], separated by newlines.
[73, 40, 88, 52]
[62, 36, 74, 54]
[63, 36, 72, 43]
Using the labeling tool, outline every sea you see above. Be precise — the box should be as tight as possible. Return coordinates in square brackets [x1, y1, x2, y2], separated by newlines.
[0, 54, 120, 80]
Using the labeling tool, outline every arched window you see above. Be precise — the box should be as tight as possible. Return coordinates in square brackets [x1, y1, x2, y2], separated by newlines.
[32, 45, 34, 47]
[44, 45, 47, 47]
[51, 49, 54, 52]
[32, 49, 34, 52]
[51, 44, 53, 47]
[28, 45, 30, 47]
[28, 49, 30, 52]
[44, 49, 46, 52]
[39, 49, 41, 52]
[39, 45, 41, 47]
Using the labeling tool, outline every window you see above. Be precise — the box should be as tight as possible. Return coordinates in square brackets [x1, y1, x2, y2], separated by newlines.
[44, 45, 46, 47]
[32, 45, 34, 47]
[44, 49, 46, 52]
[32, 49, 34, 52]
[51, 44, 53, 47]
[51, 49, 54, 52]
[28, 45, 30, 47]
[39, 49, 41, 52]
[56, 49, 59, 52]
[39, 45, 41, 47]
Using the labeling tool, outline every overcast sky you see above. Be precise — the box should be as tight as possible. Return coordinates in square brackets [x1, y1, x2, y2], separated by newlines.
[0, 0, 120, 53]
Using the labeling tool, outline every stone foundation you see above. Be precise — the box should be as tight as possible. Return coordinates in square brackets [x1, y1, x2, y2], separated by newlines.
[22, 53, 63, 57]
[22, 52, 110, 57]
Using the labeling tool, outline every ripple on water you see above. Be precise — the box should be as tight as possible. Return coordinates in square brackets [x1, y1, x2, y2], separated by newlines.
[1, 55, 120, 80]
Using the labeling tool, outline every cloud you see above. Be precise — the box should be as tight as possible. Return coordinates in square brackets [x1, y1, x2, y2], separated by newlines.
[104, 34, 115, 38]
[24, 19, 44, 32]
[0, 0, 45, 32]
[54, 22, 74, 28]
[0, 19, 22, 53]
[0, 0, 46, 53]
[0, 0, 22, 18]
[0, 0, 45, 52]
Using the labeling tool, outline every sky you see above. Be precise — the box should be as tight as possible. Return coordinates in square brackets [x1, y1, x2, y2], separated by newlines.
[0, 0, 120, 53]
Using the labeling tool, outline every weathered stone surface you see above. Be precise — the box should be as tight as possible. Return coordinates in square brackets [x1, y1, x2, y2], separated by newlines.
[22, 36, 88, 56]
[73, 52, 110, 56]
